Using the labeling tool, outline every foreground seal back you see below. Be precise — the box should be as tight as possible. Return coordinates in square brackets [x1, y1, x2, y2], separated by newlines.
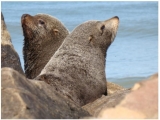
[37, 16, 119, 106]
[1, 12, 24, 75]
[21, 13, 69, 79]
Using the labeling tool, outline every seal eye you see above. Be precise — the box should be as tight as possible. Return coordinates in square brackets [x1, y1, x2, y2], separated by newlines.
[100, 25, 105, 35]
[101, 25, 105, 31]
[39, 19, 45, 25]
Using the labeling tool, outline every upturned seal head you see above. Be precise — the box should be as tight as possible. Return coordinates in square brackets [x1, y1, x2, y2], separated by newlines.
[69, 16, 119, 56]
[21, 13, 68, 44]
[21, 13, 69, 79]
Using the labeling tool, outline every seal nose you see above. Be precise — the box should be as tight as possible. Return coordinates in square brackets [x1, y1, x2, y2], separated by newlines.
[113, 16, 119, 20]
[21, 14, 29, 20]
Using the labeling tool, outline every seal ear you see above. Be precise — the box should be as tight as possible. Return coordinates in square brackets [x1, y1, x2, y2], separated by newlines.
[53, 29, 59, 36]
[88, 35, 95, 46]
[89, 35, 94, 43]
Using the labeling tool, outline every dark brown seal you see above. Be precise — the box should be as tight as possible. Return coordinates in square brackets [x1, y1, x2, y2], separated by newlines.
[1, 12, 24, 75]
[37, 16, 119, 106]
[21, 13, 69, 79]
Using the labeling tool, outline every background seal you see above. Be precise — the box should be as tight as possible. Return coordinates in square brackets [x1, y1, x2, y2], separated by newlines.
[21, 13, 69, 79]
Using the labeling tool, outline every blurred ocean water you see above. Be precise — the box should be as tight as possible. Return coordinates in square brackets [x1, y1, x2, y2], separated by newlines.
[1, 1, 158, 88]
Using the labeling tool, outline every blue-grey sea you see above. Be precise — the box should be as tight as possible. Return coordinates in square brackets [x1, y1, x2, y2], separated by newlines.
[1, 1, 158, 88]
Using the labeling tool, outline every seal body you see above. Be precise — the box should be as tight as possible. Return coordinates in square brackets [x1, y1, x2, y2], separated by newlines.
[1, 12, 24, 75]
[37, 16, 119, 106]
[21, 13, 69, 79]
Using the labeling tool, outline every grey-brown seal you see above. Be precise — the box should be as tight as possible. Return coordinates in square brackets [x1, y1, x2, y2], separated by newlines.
[36, 16, 119, 106]
[1, 12, 24, 75]
[21, 13, 69, 79]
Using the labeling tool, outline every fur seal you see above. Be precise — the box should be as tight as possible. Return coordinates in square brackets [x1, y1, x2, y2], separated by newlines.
[36, 16, 119, 106]
[21, 13, 69, 79]
[1, 12, 24, 75]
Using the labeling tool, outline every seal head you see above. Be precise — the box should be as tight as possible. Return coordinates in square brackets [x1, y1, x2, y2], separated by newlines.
[21, 13, 69, 79]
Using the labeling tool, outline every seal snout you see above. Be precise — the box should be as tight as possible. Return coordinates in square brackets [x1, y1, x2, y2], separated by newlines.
[21, 14, 33, 24]
[110, 16, 119, 24]
[21, 14, 30, 20]
[21, 14, 33, 28]
[103, 16, 119, 31]
[103, 16, 119, 43]
[104, 16, 119, 25]
[113, 16, 119, 20]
